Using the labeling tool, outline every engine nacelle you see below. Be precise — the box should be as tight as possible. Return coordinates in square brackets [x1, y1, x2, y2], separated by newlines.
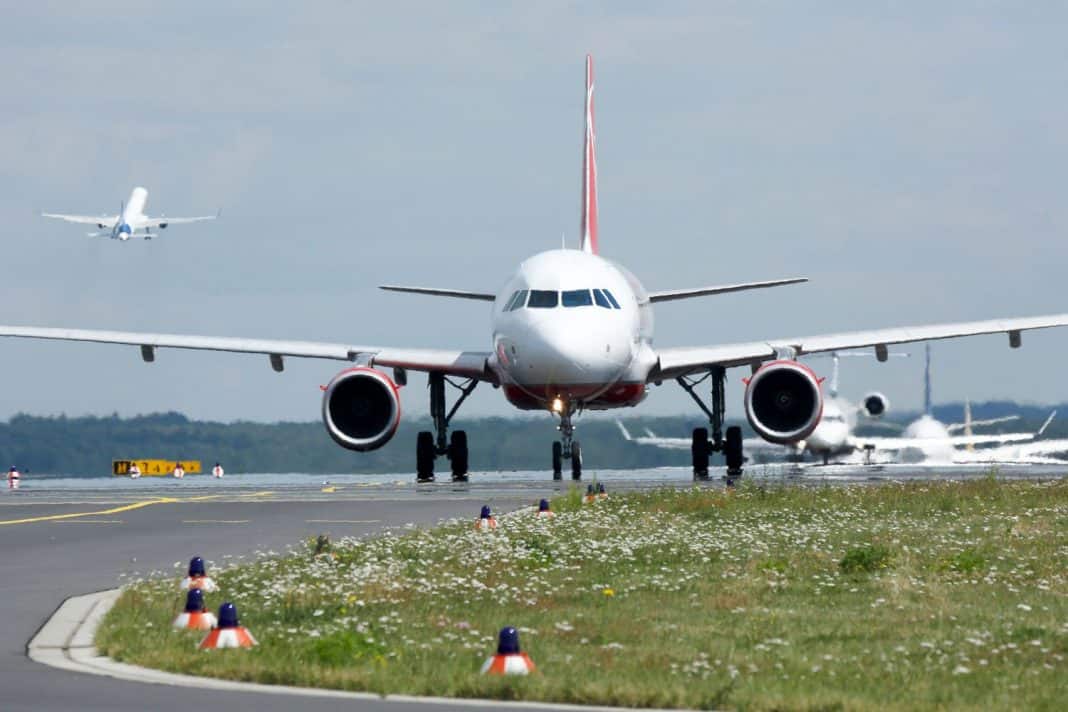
[861, 391, 889, 418]
[744, 360, 823, 444]
[321, 367, 401, 451]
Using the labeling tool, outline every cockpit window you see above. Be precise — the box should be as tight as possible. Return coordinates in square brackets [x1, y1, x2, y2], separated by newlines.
[601, 289, 622, 309]
[527, 290, 559, 308]
[504, 289, 528, 311]
[561, 289, 593, 307]
[593, 289, 612, 309]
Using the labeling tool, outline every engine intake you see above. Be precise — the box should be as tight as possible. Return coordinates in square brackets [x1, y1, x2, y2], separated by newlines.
[744, 360, 823, 444]
[321, 368, 401, 451]
[862, 391, 889, 418]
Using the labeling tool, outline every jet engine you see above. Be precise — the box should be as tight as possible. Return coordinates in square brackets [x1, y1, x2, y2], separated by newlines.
[321, 367, 401, 451]
[861, 391, 889, 418]
[744, 360, 823, 444]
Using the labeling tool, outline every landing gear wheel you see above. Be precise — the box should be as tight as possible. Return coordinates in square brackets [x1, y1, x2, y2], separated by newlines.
[449, 430, 469, 482]
[691, 427, 710, 480]
[570, 441, 582, 480]
[552, 441, 563, 480]
[724, 425, 743, 486]
[416, 431, 435, 482]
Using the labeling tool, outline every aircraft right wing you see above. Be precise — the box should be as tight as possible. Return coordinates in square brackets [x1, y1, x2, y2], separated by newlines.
[41, 213, 117, 227]
[0, 325, 493, 381]
[857, 411, 1056, 451]
[654, 314, 1068, 379]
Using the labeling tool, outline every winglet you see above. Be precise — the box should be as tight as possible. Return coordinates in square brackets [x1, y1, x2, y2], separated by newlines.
[1039, 410, 1057, 436]
[580, 54, 598, 255]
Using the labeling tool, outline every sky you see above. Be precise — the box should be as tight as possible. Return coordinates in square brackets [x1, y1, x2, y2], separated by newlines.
[0, 2, 1066, 425]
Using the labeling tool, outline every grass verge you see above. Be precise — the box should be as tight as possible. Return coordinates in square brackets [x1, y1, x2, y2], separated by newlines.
[97, 478, 1068, 710]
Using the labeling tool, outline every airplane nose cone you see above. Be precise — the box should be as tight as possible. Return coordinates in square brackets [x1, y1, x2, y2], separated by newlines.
[520, 323, 630, 385]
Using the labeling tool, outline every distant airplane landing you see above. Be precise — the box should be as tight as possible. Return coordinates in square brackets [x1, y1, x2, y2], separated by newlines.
[42, 186, 218, 240]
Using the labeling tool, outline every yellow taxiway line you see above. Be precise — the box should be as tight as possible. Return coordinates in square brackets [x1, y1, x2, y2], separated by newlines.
[0, 495, 222, 526]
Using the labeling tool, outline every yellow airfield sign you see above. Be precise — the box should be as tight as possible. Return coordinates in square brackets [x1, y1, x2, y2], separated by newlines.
[113, 460, 203, 476]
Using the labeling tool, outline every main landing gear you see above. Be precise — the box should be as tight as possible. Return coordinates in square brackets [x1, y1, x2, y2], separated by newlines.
[551, 405, 582, 481]
[416, 372, 477, 483]
[677, 366, 745, 486]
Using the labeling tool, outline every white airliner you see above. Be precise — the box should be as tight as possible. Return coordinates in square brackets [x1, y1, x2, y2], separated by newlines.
[42, 186, 217, 240]
[7, 56, 1068, 483]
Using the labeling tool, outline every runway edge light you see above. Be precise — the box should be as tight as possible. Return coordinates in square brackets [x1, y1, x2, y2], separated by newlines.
[537, 499, 554, 518]
[199, 602, 257, 649]
[181, 556, 217, 592]
[173, 588, 217, 631]
[481, 626, 536, 675]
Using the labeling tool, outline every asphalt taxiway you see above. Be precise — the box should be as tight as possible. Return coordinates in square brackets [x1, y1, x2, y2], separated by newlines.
[3, 466, 1065, 711]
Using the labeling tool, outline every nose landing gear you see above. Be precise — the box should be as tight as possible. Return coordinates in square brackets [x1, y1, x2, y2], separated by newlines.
[415, 372, 478, 482]
[551, 406, 582, 480]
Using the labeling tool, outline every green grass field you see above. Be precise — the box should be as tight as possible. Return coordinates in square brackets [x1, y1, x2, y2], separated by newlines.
[97, 478, 1068, 710]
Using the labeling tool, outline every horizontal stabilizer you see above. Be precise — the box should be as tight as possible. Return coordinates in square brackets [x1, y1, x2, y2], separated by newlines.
[379, 285, 495, 302]
[648, 277, 808, 303]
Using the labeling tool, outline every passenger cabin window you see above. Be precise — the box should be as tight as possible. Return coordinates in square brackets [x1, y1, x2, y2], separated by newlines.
[561, 289, 593, 307]
[527, 290, 559, 308]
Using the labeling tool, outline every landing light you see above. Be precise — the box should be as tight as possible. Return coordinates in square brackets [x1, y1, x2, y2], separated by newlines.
[551, 397, 564, 413]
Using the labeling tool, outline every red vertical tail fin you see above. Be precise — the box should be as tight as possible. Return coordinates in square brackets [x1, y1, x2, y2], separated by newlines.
[580, 54, 599, 254]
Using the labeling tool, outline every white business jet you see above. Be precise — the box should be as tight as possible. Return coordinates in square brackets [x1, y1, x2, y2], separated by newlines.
[42, 186, 217, 240]
[7, 56, 1068, 483]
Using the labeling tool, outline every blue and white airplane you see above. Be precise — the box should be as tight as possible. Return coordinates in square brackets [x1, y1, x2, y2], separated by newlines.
[42, 186, 217, 241]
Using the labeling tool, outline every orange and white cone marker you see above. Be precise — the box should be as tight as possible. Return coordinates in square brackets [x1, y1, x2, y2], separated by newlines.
[597, 482, 608, 500]
[583, 484, 596, 504]
[476, 505, 498, 530]
[180, 556, 218, 592]
[173, 588, 218, 631]
[481, 626, 535, 675]
[536, 499, 554, 518]
[199, 602, 257, 649]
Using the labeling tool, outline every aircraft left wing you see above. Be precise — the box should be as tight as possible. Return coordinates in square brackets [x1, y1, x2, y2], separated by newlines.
[41, 213, 117, 227]
[654, 314, 1068, 380]
[615, 420, 786, 454]
[0, 325, 492, 381]
[143, 214, 218, 228]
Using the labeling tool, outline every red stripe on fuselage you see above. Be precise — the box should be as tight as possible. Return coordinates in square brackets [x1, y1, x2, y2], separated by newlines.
[581, 54, 598, 255]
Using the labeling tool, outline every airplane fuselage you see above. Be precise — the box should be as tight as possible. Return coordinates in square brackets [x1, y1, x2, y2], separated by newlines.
[803, 396, 857, 455]
[113, 187, 150, 240]
[489, 249, 657, 411]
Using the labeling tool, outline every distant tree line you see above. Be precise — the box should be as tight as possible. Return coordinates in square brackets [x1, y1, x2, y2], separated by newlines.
[1, 404, 1065, 476]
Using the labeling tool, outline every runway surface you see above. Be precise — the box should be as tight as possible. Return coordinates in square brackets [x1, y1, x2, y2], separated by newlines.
[3, 464, 1066, 711]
